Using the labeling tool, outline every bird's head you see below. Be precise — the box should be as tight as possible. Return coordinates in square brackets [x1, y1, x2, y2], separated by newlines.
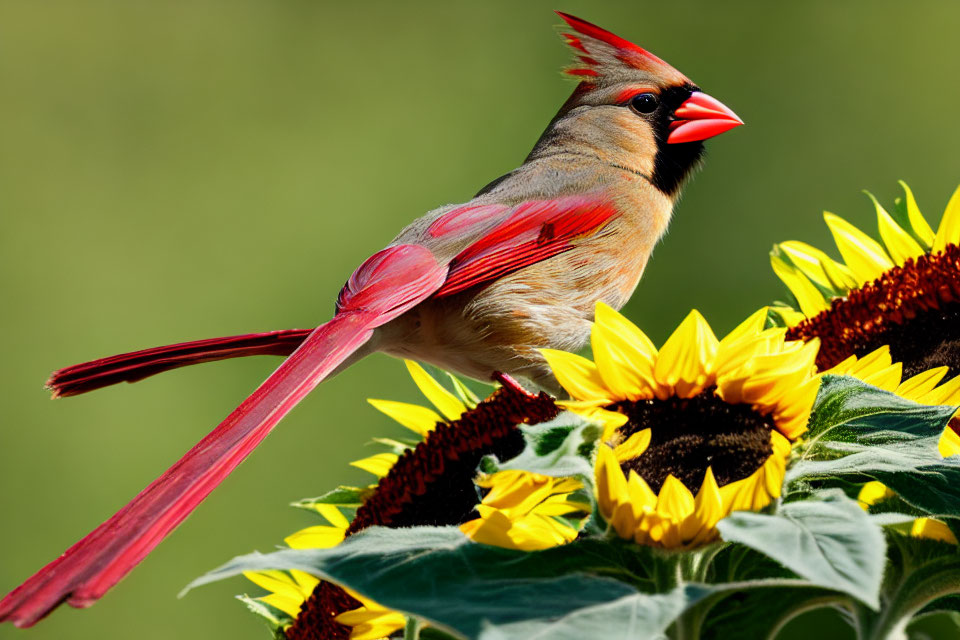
[532, 12, 743, 196]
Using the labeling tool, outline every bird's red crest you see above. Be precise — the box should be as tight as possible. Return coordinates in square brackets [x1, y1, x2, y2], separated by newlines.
[555, 12, 689, 86]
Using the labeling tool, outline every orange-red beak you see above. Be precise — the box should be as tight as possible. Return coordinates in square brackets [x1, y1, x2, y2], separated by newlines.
[667, 91, 743, 144]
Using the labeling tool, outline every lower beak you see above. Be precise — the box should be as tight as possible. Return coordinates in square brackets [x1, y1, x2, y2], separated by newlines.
[667, 91, 743, 144]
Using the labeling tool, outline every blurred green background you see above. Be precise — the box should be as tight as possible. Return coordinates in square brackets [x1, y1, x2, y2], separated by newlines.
[2, 1, 960, 638]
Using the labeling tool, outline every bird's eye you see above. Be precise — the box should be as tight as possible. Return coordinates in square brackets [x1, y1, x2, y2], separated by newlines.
[629, 93, 659, 114]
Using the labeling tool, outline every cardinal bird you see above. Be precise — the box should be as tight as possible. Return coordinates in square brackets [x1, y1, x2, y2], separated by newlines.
[1, 12, 742, 627]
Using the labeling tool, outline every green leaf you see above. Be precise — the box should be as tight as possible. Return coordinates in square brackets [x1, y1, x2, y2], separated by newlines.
[805, 375, 955, 443]
[489, 412, 600, 480]
[716, 490, 886, 608]
[188, 526, 715, 640]
[291, 486, 370, 509]
[908, 611, 960, 640]
[478, 585, 715, 640]
[789, 375, 960, 518]
[699, 586, 846, 640]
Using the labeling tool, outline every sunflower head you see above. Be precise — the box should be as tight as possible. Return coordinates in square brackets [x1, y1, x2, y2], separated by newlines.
[770, 182, 960, 380]
[542, 303, 820, 548]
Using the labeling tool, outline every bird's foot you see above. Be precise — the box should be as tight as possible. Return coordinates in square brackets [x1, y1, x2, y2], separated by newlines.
[491, 371, 537, 399]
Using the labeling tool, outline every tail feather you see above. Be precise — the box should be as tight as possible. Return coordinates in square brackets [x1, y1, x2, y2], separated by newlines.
[47, 329, 312, 398]
[2, 243, 447, 627]
[0, 313, 374, 627]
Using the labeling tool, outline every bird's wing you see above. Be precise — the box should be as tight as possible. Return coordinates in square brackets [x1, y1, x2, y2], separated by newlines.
[432, 195, 620, 298]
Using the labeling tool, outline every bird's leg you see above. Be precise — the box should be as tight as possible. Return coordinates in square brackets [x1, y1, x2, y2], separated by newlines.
[491, 371, 538, 399]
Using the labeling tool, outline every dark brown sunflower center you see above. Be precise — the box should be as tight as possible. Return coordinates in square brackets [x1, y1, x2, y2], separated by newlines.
[787, 244, 960, 378]
[614, 387, 775, 494]
[285, 386, 559, 640]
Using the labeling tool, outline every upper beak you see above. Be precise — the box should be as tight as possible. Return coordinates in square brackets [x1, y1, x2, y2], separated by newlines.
[667, 91, 743, 144]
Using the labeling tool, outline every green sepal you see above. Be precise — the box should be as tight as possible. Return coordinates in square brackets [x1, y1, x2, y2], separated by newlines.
[371, 436, 417, 454]
[292, 486, 372, 509]
[235, 594, 291, 634]
[446, 373, 481, 408]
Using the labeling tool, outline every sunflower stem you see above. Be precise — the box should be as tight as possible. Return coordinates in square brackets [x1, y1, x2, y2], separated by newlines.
[664, 548, 721, 640]
[404, 615, 422, 640]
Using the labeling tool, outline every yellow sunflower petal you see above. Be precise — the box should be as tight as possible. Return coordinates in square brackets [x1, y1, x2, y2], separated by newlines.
[610, 496, 641, 541]
[824, 346, 902, 394]
[243, 570, 297, 596]
[284, 524, 346, 550]
[311, 504, 350, 528]
[625, 470, 658, 509]
[336, 607, 408, 640]
[918, 374, 960, 406]
[654, 310, 719, 398]
[770, 253, 831, 318]
[720, 469, 768, 514]
[778, 241, 858, 293]
[614, 429, 651, 463]
[938, 425, 960, 458]
[656, 475, 695, 522]
[734, 340, 820, 410]
[559, 399, 628, 438]
[933, 184, 960, 254]
[290, 569, 321, 593]
[540, 349, 612, 402]
[895, 367, 949, 401]
[898, 180, 936, 249]
[720, 307, 770, 346]
[823, 211, 895, 285]
[260, 592, 308, 619]
[404, 360, 466, 420]
[350, 452, 399, 478]
[476, 471, 554, 516]
[860, 361, 903, 393]
[460, 507, 518, 549]
[769, 304, 807, 328]
[867, 191, 925, 265]
[911, 517, 959, 545]
[857, 480, 895, 510]
[771, 374, 821, 440]
[681, 467, 723, 543]
[592, 302, 660, 401]
[594, 444, 628, 520]
[367, 399, 442, 437]
[462, 506, 579, 551]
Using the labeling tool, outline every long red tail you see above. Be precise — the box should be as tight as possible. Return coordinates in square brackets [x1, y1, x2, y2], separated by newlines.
[0, 244, 447, 627]
[0, 314, 373, 627]
[47, 329, 312, 398]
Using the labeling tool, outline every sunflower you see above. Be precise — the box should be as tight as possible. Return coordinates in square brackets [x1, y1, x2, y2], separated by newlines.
[242, 362, 474, 639]
[459, 470, 589, 551]
[245, 363, 562, 640]
[769, 182, 960, 381]
[242, 503, 406, 640]
[541, 303, 820, 548]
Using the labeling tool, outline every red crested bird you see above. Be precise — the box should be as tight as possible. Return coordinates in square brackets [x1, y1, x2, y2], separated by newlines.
[0, 12, 742, 627]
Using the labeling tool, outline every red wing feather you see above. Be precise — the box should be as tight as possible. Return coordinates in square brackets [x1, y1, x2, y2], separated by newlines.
[47, 329, 312, 398]
[434, 197, 618, 298]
